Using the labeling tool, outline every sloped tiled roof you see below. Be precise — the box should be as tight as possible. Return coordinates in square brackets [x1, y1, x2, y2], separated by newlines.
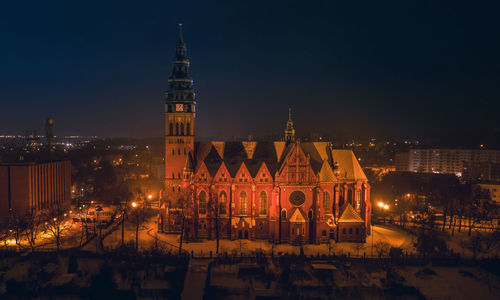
[318, 160, 335, 182]
[338, 203, 364, 223]
[190, 141, 367, 183]
[330, 149, 367, 181]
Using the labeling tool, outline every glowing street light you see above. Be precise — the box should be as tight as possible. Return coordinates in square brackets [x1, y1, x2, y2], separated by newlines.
[383, 204, 389, 210]
[131, 202, 138, 208]
[377, 202, 384, 208]
[147, 194, 153, 200]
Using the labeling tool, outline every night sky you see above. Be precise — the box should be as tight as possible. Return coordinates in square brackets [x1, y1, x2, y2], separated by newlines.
[1, 1, 499, 143]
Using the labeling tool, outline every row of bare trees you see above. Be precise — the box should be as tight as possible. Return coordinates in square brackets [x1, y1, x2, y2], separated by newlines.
[3, 203, 71, 252]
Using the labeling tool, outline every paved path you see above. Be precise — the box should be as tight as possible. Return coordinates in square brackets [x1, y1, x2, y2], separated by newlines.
[181, 258, 212, 300]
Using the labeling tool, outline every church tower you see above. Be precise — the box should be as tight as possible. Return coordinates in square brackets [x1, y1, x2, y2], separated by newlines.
[284, 108, 296, 142]
[165, 24, 196, 199]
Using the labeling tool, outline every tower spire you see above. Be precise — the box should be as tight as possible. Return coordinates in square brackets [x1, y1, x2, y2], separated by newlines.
[284, 107, 296, 142]
[178, 23, 184, 45]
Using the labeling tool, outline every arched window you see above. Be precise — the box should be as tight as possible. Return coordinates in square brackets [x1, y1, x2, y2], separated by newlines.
[281, 208, 287, 219]
[308, 209, 313, 219]
[347, 189, 353, 205]
[180, 123, 184, 135]
[219, 191, 227, 215]
[259, 191, 267, 215]
[172, 149, 175, 156]
[239, 191, 247, 215]
[198, 191, 207, 215]
[175, 123, 179, 135]
[186, 123, 191, 135]
[323, 191, 330, 211]
[178, 173, 181, 179]
[169, 123, 173, 135]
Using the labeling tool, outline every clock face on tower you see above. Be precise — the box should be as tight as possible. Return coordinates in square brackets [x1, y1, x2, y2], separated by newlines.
[175, 104, 184, 112]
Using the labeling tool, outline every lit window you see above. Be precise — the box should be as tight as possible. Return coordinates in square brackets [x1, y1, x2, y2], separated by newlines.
[239, 191, 247, 214]
[219, 191, 227, 215]
[198, 191, 207, 215]
[259, 191, 267, 215]
[323, 191, 330, 211]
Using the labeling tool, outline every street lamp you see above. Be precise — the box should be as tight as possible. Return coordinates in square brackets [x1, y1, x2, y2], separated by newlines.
[147, 194, 153, 200]
[131, 201, 139, 252]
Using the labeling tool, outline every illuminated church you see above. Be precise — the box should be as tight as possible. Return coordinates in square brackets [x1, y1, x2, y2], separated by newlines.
[161, 26, 371, 243]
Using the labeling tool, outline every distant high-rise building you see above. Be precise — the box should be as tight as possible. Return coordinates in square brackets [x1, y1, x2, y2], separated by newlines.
[395, 152, 409, 171]
[403, 149, 500, 179]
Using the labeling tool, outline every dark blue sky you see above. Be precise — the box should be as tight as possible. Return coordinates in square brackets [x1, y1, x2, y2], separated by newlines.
[1, 0, 499, 142]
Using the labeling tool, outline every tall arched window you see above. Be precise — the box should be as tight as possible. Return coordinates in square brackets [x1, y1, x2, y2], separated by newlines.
[180, 123, 184, 135]
[219, 191, 227, 215]
[169, 123, 173, 135]
[281, 208, 287, 219]
[198, 191, 207, 215]
[186, 122, 191, 135]
[175, 123, 179, 135]
[259, 191, 267, 215]
[239, 191, 247, 215]
[323, 191, 330, 211]
[347, 189, 353, 205]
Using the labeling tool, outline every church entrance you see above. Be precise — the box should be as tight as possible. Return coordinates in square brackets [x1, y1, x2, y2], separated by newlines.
[293, 223, 304, 245]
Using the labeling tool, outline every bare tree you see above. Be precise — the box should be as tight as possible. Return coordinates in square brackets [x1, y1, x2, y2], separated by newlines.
[44, 204, 71, 252]
[9, 212, 24, 250]
[208, 188, 221, 254]
[22, 210, 42, 252]
[177, 187, 195, 255]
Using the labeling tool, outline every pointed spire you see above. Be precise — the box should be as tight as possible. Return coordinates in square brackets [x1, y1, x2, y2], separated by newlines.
[178, 23, 185, 46]
[284, 107, 296, 142]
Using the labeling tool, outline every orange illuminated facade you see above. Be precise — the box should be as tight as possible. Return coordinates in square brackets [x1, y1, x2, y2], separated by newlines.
[162, 26, 371, 243]
[0, 160, 71, 223]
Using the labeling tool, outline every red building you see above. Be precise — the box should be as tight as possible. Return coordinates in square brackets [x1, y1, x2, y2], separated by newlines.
[0, 160, 71, 224]
[162, 26, 371, 243]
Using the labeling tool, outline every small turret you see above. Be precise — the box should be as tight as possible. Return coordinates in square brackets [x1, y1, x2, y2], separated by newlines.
[284, 108, 296, 142]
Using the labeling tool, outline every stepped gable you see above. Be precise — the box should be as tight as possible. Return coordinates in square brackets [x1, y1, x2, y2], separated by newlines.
[338, 202, 364, 223]
[330, 149, 367, 181]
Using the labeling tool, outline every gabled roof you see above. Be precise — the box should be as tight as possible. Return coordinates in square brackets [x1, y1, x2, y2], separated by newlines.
[242, 141, 258, 159]
[338, 203, 364, 223]
[203, 146, 223, 177]
[289, 208, 307, 223]
[222, 142, 248, 177]
[318, 160, 335, 182]
[273, 141, 287, 162]
[190, 141, 367, 183]
[331, 149, 367, 181]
